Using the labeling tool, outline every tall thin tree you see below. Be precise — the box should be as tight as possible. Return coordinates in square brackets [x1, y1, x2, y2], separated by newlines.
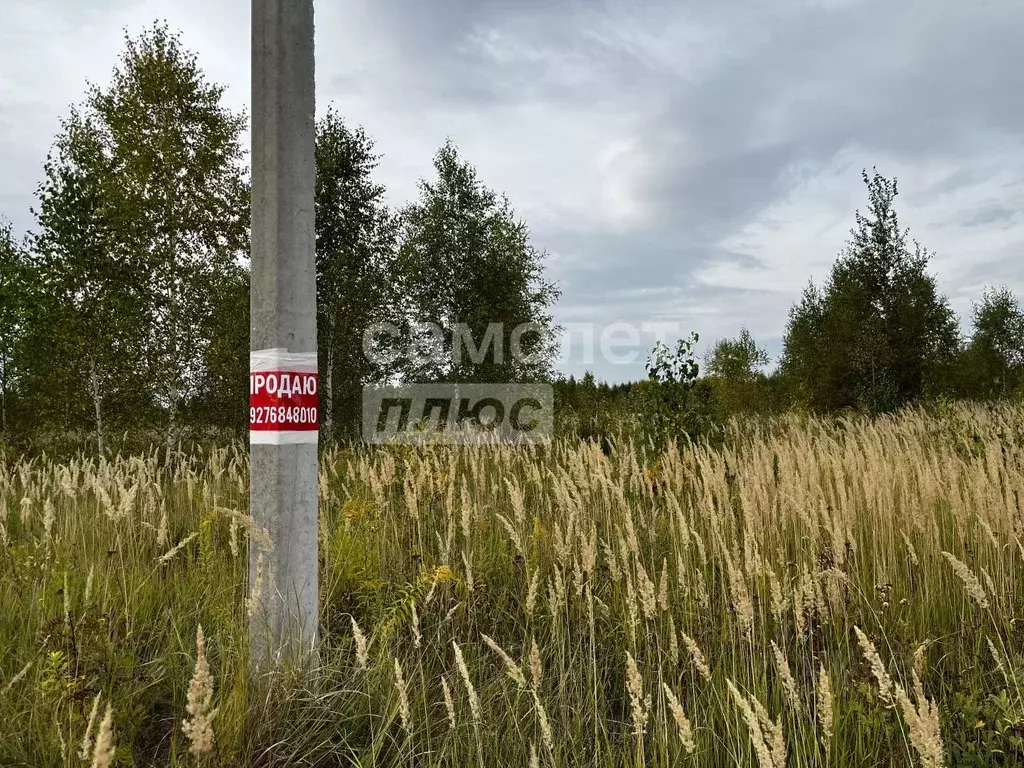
[0, 218, 26, 435]
[780, 170, 959, 411]
[399, 140, 560, 384]
[88, 23, 250, 455]
[31, 111, 150, 452]
[315, 108, 399, 438]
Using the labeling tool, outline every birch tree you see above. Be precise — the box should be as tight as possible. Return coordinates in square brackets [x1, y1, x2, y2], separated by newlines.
[88, 23, 249, 454]
[399, 140, 561, 384]
[30, 111, 149, 451]
[0, 219, 26, 434]
[315, 108, 399, 439]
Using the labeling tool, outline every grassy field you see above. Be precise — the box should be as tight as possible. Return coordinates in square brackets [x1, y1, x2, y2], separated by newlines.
[2, 403, 1024, 767]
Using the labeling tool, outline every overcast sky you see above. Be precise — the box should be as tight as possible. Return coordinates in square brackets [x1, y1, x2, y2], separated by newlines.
[2, 0, 1022, 381]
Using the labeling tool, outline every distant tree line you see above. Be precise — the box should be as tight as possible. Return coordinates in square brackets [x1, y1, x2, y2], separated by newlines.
[0, 24, 559, 452]
[556, 170, 1024, 441]
[1, 24, 1021, 453]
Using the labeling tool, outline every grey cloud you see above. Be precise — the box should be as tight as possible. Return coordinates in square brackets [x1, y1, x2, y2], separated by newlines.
[1, 0, 1022, 381]
[960, 205, 1018, 228]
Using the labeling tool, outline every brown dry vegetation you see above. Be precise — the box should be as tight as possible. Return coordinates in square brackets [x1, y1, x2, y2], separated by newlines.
[2, 402, 1024, 766]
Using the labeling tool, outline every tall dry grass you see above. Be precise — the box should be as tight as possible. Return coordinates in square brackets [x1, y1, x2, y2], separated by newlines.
[2, 402, 1024, 766]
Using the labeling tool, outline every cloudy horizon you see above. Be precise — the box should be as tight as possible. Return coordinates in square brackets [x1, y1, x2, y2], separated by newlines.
[2, 0, 1022, 381]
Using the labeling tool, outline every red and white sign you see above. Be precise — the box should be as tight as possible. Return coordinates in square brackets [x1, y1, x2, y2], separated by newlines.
[250, 348, 319, 445]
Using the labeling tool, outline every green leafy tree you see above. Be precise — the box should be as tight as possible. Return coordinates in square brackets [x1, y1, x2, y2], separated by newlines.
[644, 332, 720, 441]
[28, 111, 152, 452]
[705, 326, 773, 414]
[706, 326, 769, 381]
[398, 140, 560, 383]
[87, 23, 250, 450]
[780, 170, 959, 411]
[961, 287, 1024, 398]
[23, 24, 248, 451]
[0, 218, 27, 434]
[188, 262, 250, 432]
[315, 108, 400, 439]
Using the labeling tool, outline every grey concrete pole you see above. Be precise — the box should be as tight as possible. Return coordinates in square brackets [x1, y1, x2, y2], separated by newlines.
[249, 0, 318, 666]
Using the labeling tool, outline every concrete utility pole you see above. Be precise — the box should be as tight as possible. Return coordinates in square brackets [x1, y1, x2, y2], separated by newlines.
[249, 0, 319, 666]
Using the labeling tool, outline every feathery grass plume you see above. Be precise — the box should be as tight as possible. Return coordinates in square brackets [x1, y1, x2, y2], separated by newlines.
[156, 507, 168, 548]
[668, 614, 680, 666]
[246, 552, 265, 619]
[771, 641, 800, 711]
[914, 642, 929, 684]
[394, 658, 412, 734]
[441, 675, 456, 730]
[624, 573, 640, 644]
[351, 617, 370, 670]
[4, 660, 32, 692]
[532, 689, 555, 755]
[157, 532, 198, 564]
[495, 513, 525, 557]
[817, 665, 834, 748]
[411, 602, 421, 649]
[453, 641, 481, 721]
[481, 633, 527, 688]
[982, 567, 997, 600]
[657, 558, 669, 612]
[182, 624, 217, 754]
[89, 704, 115, 768]
[625, 651, 650, 737]
[661, 682, 696, 753]
[43, 499, 55, 542]
[750, 693, 787, 768]
[525, 567, 540, 618]
[853, 626, 894, 702]
[602, 538, 620, 582]
[19, 496, 31, 525]
[690, 529, 707, 569]
[768, 570, 786, 623]
[726, 679, 777, 768]
[228, 513, 239, 557]
[462, 550, 474, 593]
[530, 742, 540, 768]
[674, 552, 689, 596]
[682, 632, 712, 682]
[441, 602, 461, 627]
[571, 560, 585, 597]
[505, 477, 527, 526]
[84, 564, 95, 605]
[900, 530, 920, 566]
[460, 477, 472, 543]
[792, 572, 809, 635]
[693, 569, 710, 609]
[62, 571, 72, 634]
[978, 516, 1000, 549]
[547, 566, 566, 619]
[80, 692, 102, 760]
[941, 551, 989, 609]
[986, 637, 1010, 686]
[723, 548, 754, 633]
[895, 674, 945, 768]
[636, 559, 658, 619]
[581, 525, 598, 577]
[803, 564, 824, 625]
[529, 637, 543, 690]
